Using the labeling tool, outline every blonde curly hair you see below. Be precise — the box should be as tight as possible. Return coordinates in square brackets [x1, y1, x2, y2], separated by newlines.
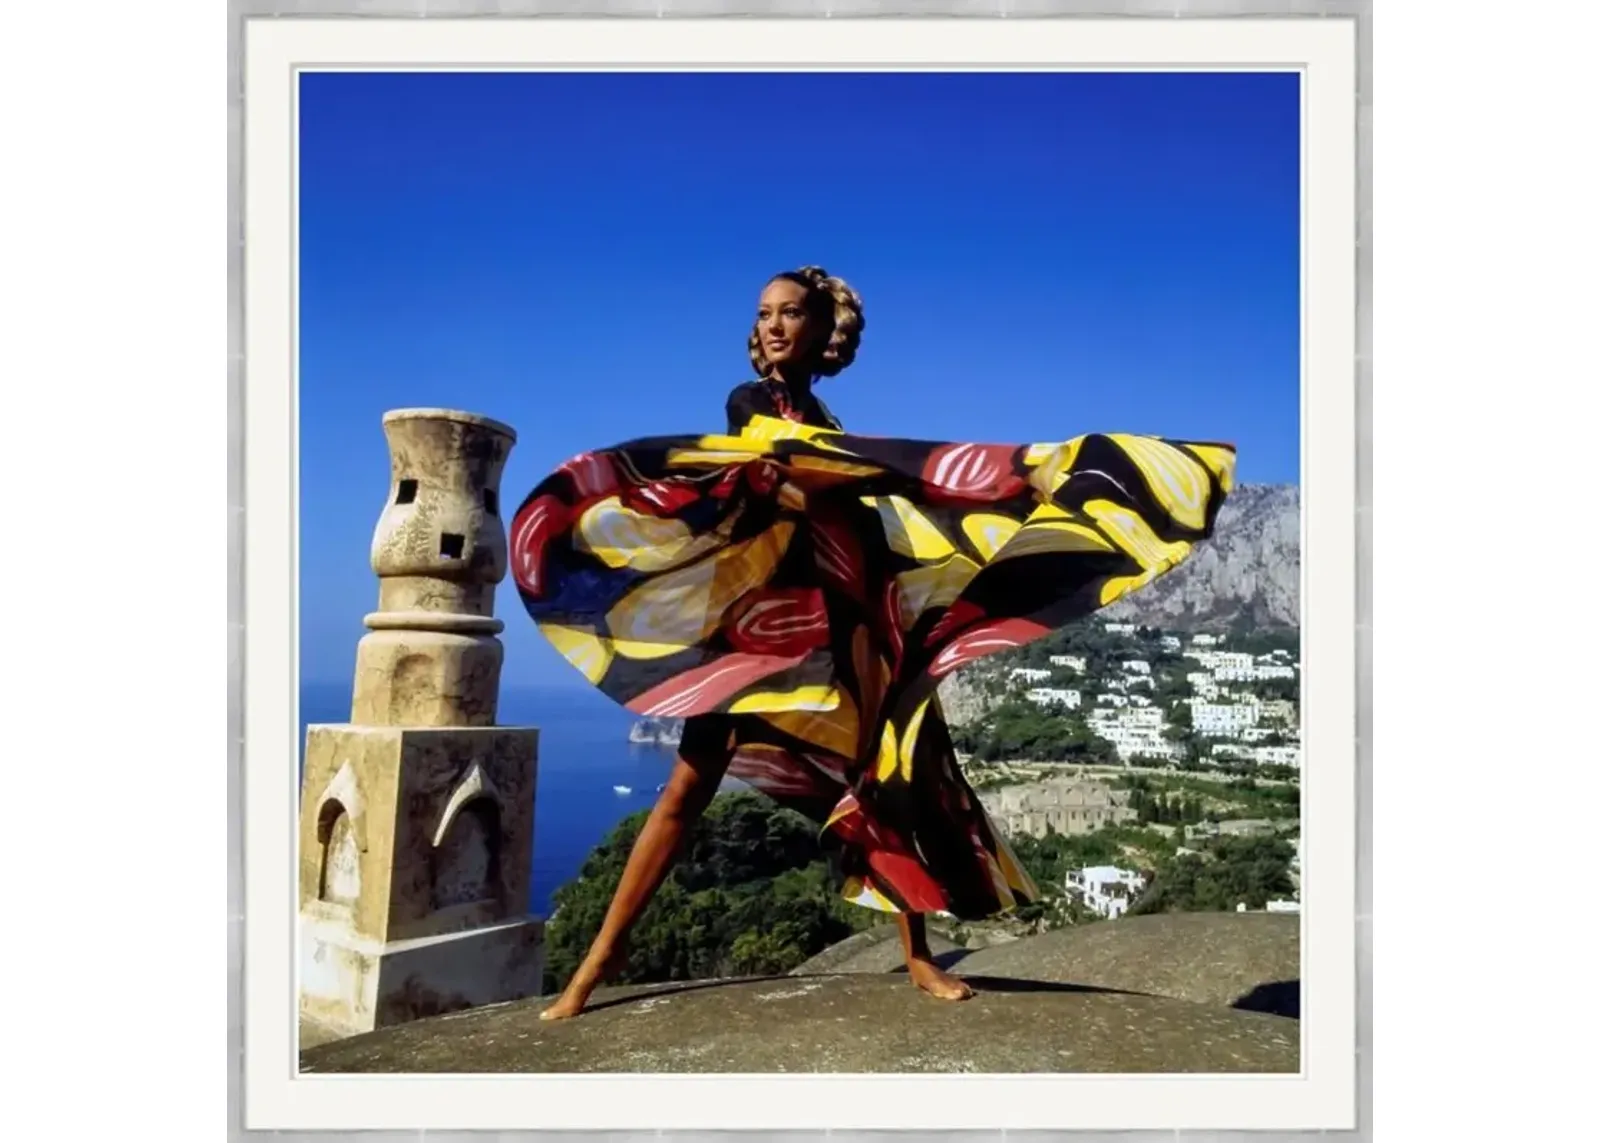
[748, 265, 865, 379]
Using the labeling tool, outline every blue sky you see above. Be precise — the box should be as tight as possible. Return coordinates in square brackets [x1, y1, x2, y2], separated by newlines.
[298, 70, 1300, 688]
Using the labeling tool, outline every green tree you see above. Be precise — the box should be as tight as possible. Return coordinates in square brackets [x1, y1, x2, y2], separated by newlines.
[1129, 834, 1296, 916]
[541, 792, 873, 993]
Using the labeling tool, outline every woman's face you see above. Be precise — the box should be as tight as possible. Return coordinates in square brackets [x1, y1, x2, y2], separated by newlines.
[756, 279, 818, 373]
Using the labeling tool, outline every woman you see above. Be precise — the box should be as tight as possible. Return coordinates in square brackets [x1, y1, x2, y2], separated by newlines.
[512, 265, 1236, 1021]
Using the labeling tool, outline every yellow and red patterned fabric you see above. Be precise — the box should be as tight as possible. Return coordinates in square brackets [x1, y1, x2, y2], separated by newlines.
[511, 414, 1235, 920]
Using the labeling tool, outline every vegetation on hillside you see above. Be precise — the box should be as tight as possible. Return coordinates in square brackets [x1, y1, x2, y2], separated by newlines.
[541, 792, 874, 993]
[948, 698, 1120, 764]
[1111, 772, 1300, 821]
[1129, 833, 1297, 915]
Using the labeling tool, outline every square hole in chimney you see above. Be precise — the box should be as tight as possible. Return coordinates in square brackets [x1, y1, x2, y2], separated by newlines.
[439, 533, 465, 559]
[395, 479, 418, 505]
[483, 489, 498, 515]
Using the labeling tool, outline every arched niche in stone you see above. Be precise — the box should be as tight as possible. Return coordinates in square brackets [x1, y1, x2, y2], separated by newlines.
[430, 796, 503, 911]
[316, 799, 361, 907]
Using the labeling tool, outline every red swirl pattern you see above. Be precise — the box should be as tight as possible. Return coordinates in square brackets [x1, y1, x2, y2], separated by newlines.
[811, 513, 864, 595]
[557, 451, 619, 500]
[880, 578, 905, 666]
[927, 617, 1051, 678]
[724, 587, 829, 658]
[624, 650, 808, 718]
[920, 442, 1028, 504]
[925, 598, 986, 647]
[508, 494, 570, 598]
[621, 478, 700, 516]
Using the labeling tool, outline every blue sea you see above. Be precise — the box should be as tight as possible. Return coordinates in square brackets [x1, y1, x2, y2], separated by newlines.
[298, 682, 684, 916]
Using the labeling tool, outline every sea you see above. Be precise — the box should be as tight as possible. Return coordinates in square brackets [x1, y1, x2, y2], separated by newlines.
[298, 681, 686, 916]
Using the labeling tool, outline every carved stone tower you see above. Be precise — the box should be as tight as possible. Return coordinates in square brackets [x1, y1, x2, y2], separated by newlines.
[298, 408, 543, 1043]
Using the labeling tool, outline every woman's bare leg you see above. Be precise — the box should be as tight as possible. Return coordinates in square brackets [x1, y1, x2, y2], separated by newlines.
[540, 746, 730, 1021]
[897, 912, 974, 1001]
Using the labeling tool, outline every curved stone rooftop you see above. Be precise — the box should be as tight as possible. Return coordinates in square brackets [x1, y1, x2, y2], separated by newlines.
[299, 912, 1300, 1075]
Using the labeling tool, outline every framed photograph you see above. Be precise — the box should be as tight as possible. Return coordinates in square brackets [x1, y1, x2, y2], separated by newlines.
[233, 4, 1368, 1135]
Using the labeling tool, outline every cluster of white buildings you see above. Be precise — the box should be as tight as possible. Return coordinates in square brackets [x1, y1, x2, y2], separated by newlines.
[1185, 646, 1298, 683]
[1186, 694, 1302, 769]
[1066, 865, 1148, 919]
[1026, 686, 1082, 709]
[993, 622, 1303, 771]
[1214, 744, 1301, 768]
[1008, 667, 1052, 684]
[1096, 691, 1154, 709]
[1087, 705, 1177, 763]
[1190, 699, 1262, 736]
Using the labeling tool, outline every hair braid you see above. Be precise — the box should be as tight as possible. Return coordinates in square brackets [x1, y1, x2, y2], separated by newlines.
[747, 264, 866, 379]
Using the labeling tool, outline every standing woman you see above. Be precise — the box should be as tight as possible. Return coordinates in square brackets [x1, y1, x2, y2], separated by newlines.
[539, 266, 979, 1020]
[515, 265, 1234, 1023]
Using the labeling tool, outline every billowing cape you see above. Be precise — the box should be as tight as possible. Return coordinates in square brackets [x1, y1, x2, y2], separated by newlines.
[511, 416, 1235, 920]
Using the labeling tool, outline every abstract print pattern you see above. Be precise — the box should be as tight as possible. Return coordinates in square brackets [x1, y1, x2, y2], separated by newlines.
[511, 414, 1236, 921]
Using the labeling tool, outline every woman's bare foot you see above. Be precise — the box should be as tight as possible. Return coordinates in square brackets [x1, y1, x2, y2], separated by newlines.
[906, 956, 974, 1001]
[539, 945, 627, 1021]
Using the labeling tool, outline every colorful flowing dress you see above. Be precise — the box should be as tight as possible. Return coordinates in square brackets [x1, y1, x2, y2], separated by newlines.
[510, 379, 1236, 921]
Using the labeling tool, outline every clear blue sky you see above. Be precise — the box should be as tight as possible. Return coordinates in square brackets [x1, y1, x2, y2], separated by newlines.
[298, 70, 1300, 688]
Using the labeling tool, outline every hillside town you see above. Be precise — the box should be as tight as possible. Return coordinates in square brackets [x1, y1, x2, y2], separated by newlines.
[978, 623, 1302, 772]
[946, 617, 1303, 929]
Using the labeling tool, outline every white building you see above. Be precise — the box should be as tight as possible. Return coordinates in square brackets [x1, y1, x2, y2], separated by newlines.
[1249, 745, 1302, 769]
[1008, 667, 1052, 684]
[1123, 659, 1152, 675]
[1191, 634, 1220, 647]
[1067, 865, 1148, 919]
[1118, 708, 1164, 729]
[1190, 701, 1261, 736]
[1265, 900, 1301, 914]
[1096, 693, 1130, 708]
[1048, 654, 1087, 672]
[1025, 687, 1082, 709]
[1104, 622, 1137, 635]
[1260, 699, 1298, 725]
[1160, 635, 1182, 652]
[1087, 708, 1176, 762]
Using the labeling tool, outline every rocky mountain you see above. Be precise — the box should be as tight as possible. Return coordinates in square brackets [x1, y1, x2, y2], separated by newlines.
[1102, 482, 1299, 631]
[628, 716, 684, 747]
[933, 669, 997, 727]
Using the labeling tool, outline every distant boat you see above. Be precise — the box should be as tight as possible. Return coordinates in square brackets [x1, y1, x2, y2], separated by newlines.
[613, 785, 632, 795]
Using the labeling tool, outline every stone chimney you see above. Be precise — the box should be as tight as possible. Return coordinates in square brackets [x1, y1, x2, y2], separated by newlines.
[297, 408, 543, 1044]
